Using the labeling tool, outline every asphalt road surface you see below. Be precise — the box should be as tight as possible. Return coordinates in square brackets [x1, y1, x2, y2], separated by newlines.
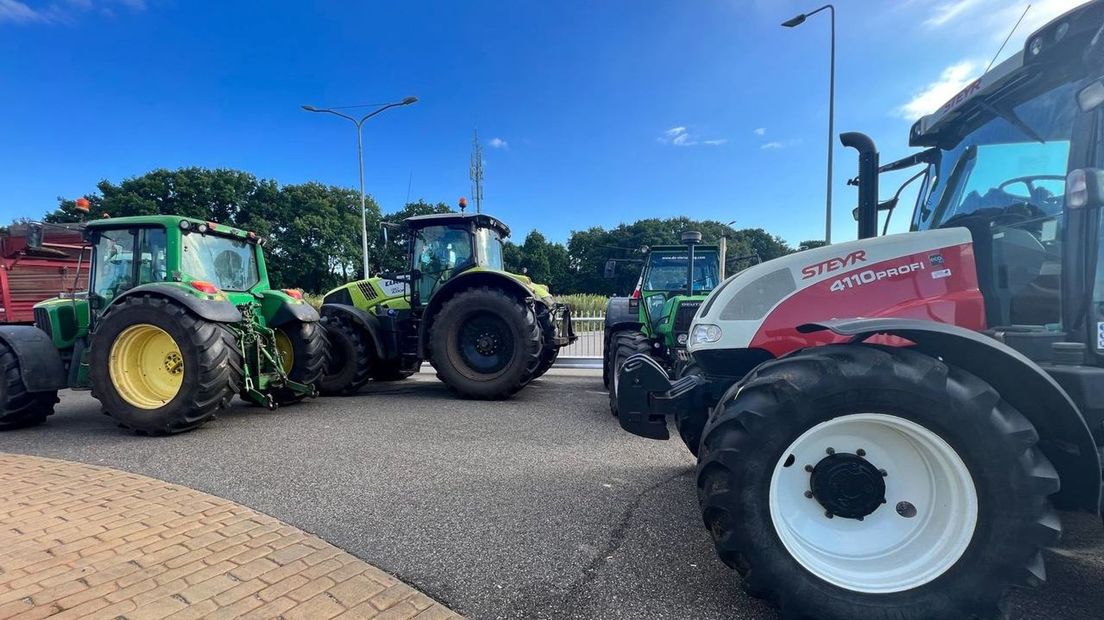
[2, 370, 1102, 620]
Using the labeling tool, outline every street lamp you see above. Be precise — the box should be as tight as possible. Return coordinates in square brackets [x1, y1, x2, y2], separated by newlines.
[783, 4, 835, 244]
[302, 96, 418, 277]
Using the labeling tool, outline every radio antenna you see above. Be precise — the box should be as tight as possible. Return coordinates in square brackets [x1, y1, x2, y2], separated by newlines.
[987, 4, 1031, 73]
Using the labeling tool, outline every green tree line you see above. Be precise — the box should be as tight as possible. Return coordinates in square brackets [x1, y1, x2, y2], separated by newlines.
[43, 166, 812, 296]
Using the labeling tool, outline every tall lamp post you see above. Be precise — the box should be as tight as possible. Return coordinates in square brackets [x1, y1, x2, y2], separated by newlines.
[302, 97, 418, 277]
[782, 4, 835, 244]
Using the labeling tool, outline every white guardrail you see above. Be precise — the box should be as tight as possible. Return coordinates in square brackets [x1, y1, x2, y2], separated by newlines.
[557, 312, 605, 369]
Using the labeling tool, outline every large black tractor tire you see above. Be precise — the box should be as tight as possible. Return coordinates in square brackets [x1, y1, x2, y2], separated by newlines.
[0, 341, 58, 430]
[319, 315, 374, 395]
[273, 320, 327, 404]
[428, 287, 541, 400]
[602, 334, 612, 390]
[697, 344, 1060, 620]
[90, 295, 242, 435]
[673, 361, 709, 456]
[608, 330, 652, 417]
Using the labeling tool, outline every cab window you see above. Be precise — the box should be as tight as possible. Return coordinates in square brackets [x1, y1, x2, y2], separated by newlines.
[91, 227, 168, 303]
[413, 225, 473, 300]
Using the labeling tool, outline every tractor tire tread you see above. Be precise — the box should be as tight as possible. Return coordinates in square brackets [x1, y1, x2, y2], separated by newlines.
[0, 341, 57, 430]
[696, 343, 1059, 620]
[90, 294, 242, 435]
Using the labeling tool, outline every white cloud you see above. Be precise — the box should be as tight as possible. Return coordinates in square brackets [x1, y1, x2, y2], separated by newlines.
[895, 60, 979, 120]
[488, 137, 508, 150]
[924, 0, 984, 27]
[753, 127, 766, 136]
[761, 139, 801, 150]
[0, 0, 145, 24]
[0, 0, 49, 23]
[658, 126, 726, 147]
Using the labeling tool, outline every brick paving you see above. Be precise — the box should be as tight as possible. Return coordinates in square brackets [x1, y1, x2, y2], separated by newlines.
[0, 453, 462, 620]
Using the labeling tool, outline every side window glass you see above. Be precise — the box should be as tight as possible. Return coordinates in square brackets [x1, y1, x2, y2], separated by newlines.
[92, 230, 136, 301]
[137, 228, 168, 284]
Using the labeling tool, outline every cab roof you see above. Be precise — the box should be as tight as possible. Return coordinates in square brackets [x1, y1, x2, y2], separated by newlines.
[403, 212, 511, 238]
[910, 0, 1103, 148]
[84, 215, 252, 238]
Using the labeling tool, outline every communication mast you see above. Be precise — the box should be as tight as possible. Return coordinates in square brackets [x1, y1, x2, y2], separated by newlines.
[470, 128, 484, 213]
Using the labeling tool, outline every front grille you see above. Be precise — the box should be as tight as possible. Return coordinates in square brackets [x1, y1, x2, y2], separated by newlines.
[34, 307, 52, 338]
[356, 281, 378, 301]
[674, 301, 702, 336]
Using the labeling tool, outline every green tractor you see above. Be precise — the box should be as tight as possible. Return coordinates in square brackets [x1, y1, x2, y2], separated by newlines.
[602, 232, 725, 443]
[0, 215, 325, 435]
[318, 212, 575, 399]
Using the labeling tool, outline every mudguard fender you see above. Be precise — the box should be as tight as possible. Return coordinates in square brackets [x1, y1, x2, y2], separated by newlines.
[320, 303, 388, 360]
[800, 317, 1102, 513]
[0, 325, 66, 392]
[111, 284, 241, 323]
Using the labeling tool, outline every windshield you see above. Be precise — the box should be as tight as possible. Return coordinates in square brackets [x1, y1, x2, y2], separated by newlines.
[643, 251, 720, 293]
[914, 80, 1079, 231]
[181, 232, 260, 291]
[912, 80, 1081, 327]
[476, 228, 505, 270]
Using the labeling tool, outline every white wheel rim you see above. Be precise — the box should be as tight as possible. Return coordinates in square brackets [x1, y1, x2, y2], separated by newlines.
[768, 413, 978, 593]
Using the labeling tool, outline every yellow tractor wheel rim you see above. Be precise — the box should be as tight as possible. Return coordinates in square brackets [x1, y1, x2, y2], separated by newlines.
[108, 324, 185, 410]
[275, 330, 294, 373]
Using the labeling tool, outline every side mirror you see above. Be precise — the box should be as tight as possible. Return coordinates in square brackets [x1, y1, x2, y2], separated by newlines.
[851, 197, 899, 221]
[1066, 168, 1104, 209]
[1078, 79, 1104, 113]
[26, 223, 44, 249]
[604, 259, 617, 279]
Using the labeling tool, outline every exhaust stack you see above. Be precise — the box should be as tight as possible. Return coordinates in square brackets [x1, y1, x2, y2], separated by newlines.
[840, 132, 880, 240]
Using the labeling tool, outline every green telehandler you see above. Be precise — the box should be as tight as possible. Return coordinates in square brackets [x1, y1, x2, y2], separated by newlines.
[1, 215, 326, 435]
[318, 211, 575, 399]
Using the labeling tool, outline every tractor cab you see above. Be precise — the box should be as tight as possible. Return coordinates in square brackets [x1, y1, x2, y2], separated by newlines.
[634, 235, 723, 347]
[867, 0, 1104, 367]
[402, 213, 509, 305]
[84, 217, 265, 314]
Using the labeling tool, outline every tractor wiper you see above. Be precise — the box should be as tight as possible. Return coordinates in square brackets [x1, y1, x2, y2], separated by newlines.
[977, 100, 1046, 144]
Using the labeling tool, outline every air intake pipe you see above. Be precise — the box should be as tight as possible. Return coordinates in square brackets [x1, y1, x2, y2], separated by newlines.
[840, 132, 880, 240]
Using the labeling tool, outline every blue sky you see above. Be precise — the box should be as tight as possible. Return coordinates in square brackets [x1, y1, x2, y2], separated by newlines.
[0, 0, 1089, 245]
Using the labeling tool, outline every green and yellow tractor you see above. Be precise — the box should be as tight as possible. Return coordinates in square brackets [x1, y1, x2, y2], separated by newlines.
[319, 212, 575, 399]
[0, 215, 325, 435]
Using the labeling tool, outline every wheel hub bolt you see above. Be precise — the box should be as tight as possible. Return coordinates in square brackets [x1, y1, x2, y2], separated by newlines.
[896, 501, 917, 518]
[824, 510, 834, 519]
[856, 448, 866, 457]
[804, 464, 814, 473]
[879, 468, 888, 477]
[825, 447, 835, 455]
[804, 490, 813, 498]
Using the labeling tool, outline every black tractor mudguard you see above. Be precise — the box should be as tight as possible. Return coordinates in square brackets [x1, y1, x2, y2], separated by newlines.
[268, 299, 320, 327]
[319, 303, 390, 360]
[800, 317, 1103, 514]
[617, 353, 708, 440]
[0, 325, 67, 392]
[111, 284, 242, 323]
[604, 296, 642, 333]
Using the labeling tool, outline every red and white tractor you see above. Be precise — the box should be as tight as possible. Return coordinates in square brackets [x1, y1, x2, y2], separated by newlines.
[617, 2, 1104, 618]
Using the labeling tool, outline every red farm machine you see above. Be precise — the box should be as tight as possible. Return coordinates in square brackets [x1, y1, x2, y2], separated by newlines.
[0, 222, 88, 324]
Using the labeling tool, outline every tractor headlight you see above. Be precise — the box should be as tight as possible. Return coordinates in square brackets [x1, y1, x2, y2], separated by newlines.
[690, 324, 722, 345]
[677, 333, 688, 345]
